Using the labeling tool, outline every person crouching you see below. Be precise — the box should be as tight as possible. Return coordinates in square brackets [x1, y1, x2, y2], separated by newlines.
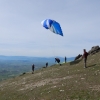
[55, 58, 61, 66]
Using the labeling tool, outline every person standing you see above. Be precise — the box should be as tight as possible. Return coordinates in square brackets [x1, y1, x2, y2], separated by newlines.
[32, 64, 35, 74]
[65, 56, 67, 63]
[82, 49, 88, 68]
[46, 62, 48, 67]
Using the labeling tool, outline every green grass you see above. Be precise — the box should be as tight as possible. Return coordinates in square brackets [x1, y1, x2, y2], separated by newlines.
[0, 52, 100, 100]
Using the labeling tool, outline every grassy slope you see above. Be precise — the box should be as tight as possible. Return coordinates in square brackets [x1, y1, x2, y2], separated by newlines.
[0, 52, 100, 100]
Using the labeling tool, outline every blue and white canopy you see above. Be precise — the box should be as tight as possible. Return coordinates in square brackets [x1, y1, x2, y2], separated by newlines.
[41, 19, 63, 36]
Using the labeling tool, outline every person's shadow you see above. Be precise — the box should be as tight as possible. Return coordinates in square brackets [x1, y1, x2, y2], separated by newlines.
[88, 64, 97, 68]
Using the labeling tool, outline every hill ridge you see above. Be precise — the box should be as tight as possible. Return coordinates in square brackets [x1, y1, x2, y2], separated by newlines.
[0, 51, 100, 100]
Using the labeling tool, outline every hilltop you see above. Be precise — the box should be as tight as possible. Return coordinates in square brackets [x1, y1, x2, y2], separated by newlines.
[0, 51, 100, 100]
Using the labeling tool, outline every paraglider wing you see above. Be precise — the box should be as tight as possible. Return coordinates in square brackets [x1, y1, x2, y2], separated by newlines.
[41, 19, 53, 29]
[50, 21, 63, 36]
[41, 19, 63, 36]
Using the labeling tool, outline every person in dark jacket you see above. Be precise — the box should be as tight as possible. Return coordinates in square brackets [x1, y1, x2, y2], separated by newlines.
[32, 64, 35, 74]
[55, 58, 61, 66]
[82, 49, 88, 68]
[46, 62, 48, 67]
[65, 56, 67, 63]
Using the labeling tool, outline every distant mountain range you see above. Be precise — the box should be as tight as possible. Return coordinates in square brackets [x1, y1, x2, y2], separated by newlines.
[0, 55, 75, 69]
[0, 55, 75, 62]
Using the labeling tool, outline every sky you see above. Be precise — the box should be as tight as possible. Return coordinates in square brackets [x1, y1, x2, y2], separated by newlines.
[0, 0, 100, 57]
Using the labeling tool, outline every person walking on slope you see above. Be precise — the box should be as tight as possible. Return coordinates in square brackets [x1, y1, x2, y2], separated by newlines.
[55, 58, 61, 66]
[82, 49, 88, 68]
[32, 64, 35, 74]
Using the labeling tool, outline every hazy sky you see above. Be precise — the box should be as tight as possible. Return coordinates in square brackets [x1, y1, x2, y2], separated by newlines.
[0, 0, 100, 57]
